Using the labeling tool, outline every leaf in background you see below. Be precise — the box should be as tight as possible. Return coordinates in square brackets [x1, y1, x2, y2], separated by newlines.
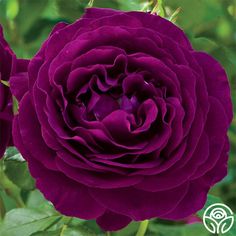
[112, 221, 139, 236]
[0, 208, 62, 236]
[0, 190, 19, 213]
[31, 225, 98, 236]
[6, 0, 19, 20]
[92, 0, 120, 9]
[82, 220, 103, 235]
[15, 0, 49, 34]
[4, 152, 24, 162]
[191, 37, 218, 53]
[30, 228, 63, 236]
[27, 190, 47, 208]
[148, 222, 208, 236]
[23, 18, 63, 43]
[56, 0, 87, 22]
[116, 0, 141, 11]
[0, 1, 7, 25]
[42, 0, 60, 19]
[4, 147, 20, 160]
[4, 160, 35, 190]
[62, 226, 97, 236]
[165, 0, 223, 34]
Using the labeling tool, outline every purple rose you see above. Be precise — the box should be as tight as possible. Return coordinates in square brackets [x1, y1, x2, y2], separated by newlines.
[11, 8, 233, 231]
[0, 26, 14, 158]
[0, 25, 29, 158]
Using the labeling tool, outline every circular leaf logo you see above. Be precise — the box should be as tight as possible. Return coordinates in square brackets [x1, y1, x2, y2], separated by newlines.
[203, 203, 234, 234]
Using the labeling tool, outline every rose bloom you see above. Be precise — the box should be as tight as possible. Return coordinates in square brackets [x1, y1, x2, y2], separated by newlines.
[0, 25, 28, 158]
[0, 26, 17, 157]
[11, 8, 233, 231]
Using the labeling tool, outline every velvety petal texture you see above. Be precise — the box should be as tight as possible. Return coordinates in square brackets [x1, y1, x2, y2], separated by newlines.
[11, 8, 233, 231]
[0, 25, 18, 157]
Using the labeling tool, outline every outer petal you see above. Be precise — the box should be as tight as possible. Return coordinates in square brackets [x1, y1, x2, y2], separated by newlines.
[0, 24, 15, 157]
[161, 179, 209, 219]
[89, 182, 189, 221]
[10, 59, 29, 101]
[83, 8, 192, 49]
[193, 52, 233, 123]
[96, 211, 132, 231]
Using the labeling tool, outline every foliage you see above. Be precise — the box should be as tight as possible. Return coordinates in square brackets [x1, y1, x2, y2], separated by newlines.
[0, 0, 235, 235]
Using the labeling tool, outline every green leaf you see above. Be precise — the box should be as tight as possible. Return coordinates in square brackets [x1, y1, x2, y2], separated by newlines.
[82, 220, 103, 234]
[27, 190, 47, 208]
[15, 0, 49, 34]
[56, 0, 87, 21]
[4, 147, 20, 160]
[0, 208, 62, 236]
[62, 226, 97, 236]
[6, 0, 19, 20]
[4, 160, 35, 190]
[165, 0, 223, 32]
[0, 190, 17, 213]
[30, 228, 63, 236]
[181, 224, 208, 236]
[4, 152, 24, 162]
[92, 0, 120, 9]
[116, 0, 141, 11]
[148, 222, 208, 236]
[113, 222, 139, 236]
[191, 37, 218, 53]
[31, 225, 98, 236]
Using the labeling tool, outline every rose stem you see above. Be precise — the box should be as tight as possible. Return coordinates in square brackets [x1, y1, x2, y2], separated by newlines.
[136, 220, 149, 236]
[106, 231, 111, 236]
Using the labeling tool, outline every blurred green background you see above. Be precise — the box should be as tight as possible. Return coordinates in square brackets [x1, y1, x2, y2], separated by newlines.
[0, 0, 235, 235]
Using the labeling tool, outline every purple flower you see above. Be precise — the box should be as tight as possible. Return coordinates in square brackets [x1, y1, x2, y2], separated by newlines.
[0, 25, 29, 158]
[11, 8, 233, 231]
[0, 26, 14, 158]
